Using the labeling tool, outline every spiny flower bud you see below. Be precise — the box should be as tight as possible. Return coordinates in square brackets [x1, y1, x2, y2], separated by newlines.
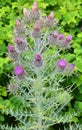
[8, 45, 15, 52]
[66, 63, 75, 75]
[34, 22, 40, 30]
[23, 7, 30, 23]
[35, 53, 42, 61]
[15, 37, 27, 50]
[57, 59, 67, 71]
[49, 30, 59, 45]
[48, 11, 54, 20]
[23, 7, 28, 17]
[66, 35, 72, 42]
[64, 35, 72, 47]
[58, 34, 64, 40]
[69, 63, 75, 70]
[30, 2, 40, 21]
[14, 19, 25, 38]
[14, 65, 24, 78]
[8, 45, 18, 59]
[44, 11, 56, 28]
[15, 19, 21, 27]
[8, 83, 18, 94]
[32, 23, 41, 38]
[32, 2, 38, 11]
[34, 54, 43, 67]
[37, 18, 44, 28]
[53, 30, 59, 38]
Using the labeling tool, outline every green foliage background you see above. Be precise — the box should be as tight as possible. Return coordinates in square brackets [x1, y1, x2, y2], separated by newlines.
[0, 0, 82, 127]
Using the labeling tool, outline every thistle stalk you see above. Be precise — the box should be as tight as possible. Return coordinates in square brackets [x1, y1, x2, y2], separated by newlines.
[5, 2, 76, 130]
[34, 68, 43, 130]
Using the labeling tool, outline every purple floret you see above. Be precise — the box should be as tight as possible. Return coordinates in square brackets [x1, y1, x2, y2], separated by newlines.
[57, 59, 67, 70]
[8, 45, 15, 52]
[35, 54, 42, 61]
[66, 35, 72, 42]
[69, 63, 75, 70]
[14, 66, 24, 77]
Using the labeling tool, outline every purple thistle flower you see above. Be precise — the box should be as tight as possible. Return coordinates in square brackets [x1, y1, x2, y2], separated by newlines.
[66, 35, 72, 42]
[69, 63, 75, 70]
[8, 45, 18, 59]
[49, 30, 59, 45]
[15, 37, 22, 44]
[34, 54, 43, 67]
[58, 34, 64, 40]
[14, 66, 24, 77]
[35, 54, 42, 61]
[15, 19, 21, 27]
[57, 59, 67, 70]
[15, 37, 27, 50]
[32, 23, 41, 38]
[8, 45, 15, 52]
[53, 31, 59, 38]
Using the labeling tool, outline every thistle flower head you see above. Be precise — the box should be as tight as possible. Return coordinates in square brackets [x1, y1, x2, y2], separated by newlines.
[57, 59, 67, 70]
[32, 2, 38, 11]
[32, 23, 41, 38]
[53, 30, 59, 38]
[8, 45, 15, 52]
[48, 11, 54, 20]
[8, 45, 18, 59]
[69, 63, 75, 70]
[66, 35, 72, 42]
[8, 83, 18, 94]
[15, 19, 21, 27]
[15, 37, 22, 44]
[23, 7, 28, 16]
[35, 53, 42, 61]
[34, 22, 40, 30]
[34, 54, 43, 67]
[14, 66, 24, 77]
[15, 37, 27, 50]
[58, 34, 64, 40]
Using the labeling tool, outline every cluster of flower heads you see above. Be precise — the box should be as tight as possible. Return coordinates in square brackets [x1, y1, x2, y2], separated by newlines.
[7, 2, 75, 93]
[57, 59, 75, 75]
[23, 2, 56, 28]
[49, 30, 72, 49]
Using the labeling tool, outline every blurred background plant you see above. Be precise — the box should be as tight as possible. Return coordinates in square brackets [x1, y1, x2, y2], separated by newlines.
[0, 0, 82, 129]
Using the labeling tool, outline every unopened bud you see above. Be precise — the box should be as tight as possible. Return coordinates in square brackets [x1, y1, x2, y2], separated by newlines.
[34, 23, 40, 30]
[15, 19, 21, 27]
[23, 7, 28, 16]
[53, 31, 59, 38]
[34, 54, 43, 67]
[32, 23, 41, 38]
[15, 37, 27, 50]
[32, 2, 38, 11]
[48, 11, 54, 20]
[8, 45, 18, 59]
[69, 63, 75, 70]
[8, 83, 18, 94]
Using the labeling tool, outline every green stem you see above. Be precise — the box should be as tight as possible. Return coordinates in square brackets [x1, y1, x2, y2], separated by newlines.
[35, 68, 43, 130]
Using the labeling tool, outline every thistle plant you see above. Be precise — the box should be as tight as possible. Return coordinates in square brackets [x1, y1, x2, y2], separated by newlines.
[1, 2, 77, 130]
